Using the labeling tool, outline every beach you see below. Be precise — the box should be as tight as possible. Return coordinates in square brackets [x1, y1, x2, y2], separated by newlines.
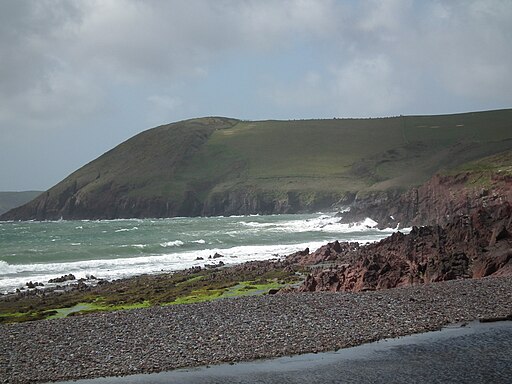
[52, 320, 512, 384]
[2, 275, 511, 383]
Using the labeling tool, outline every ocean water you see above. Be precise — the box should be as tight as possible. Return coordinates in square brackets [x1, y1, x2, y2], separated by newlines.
[0, 212, 399, 294]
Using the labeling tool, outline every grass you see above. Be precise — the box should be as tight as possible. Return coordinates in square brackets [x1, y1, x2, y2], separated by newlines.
[166, 280, 283, 305]
[446, 149, 512, 175]
[439, 149, 512, 187]
[5, 109, 512, 220]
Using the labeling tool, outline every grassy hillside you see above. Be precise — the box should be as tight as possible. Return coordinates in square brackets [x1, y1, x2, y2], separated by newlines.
[2, 109, 512, 220]
[0, 191, 42, 215]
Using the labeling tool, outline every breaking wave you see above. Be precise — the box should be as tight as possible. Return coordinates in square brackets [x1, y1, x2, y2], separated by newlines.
[0, 212, 403, 294]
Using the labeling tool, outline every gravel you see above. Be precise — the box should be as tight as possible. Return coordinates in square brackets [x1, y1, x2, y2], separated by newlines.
[1, 276, 512, 384]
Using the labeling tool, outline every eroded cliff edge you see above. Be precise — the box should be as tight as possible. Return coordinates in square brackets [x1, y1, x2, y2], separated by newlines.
[2, 109, 512, 221]
[292, 153, 512, 292]
[340, 151, 512, 229]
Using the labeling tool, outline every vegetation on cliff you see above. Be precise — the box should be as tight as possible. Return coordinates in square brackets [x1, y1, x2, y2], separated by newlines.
[2, 109, 512, 220]
[341, 149, 512, 228]
[2, 151, 511, 322]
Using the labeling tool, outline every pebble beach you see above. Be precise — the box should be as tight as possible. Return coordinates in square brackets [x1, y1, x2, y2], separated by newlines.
[2, 276, 512, 384]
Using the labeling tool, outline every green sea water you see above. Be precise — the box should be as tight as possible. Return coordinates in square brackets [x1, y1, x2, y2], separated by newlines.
[0, 213, 398, 293]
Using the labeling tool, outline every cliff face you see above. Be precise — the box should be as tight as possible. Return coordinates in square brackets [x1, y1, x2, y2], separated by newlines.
[2, 109, 512, 221]
[0, 186, 350, 221]
[293, 201, 512, 292]
[340, 170, 512, 229]
[200, 189, 352, 217]
[293, 154, 512, 292]
[1, 117, 239, 220]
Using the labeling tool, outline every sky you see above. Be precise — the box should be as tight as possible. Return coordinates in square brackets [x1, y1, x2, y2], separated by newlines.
[1, 0, 511, 191]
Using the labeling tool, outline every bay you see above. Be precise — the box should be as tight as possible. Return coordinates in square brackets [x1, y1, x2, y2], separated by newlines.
[0, 212, 399, 294]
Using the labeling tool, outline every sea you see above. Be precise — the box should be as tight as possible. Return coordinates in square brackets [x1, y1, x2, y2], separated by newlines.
[0, 212, 400, 294]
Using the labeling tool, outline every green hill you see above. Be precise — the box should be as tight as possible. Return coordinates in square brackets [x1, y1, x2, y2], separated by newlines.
[0, 191, 42, 216]
[2, 109, 512, 220]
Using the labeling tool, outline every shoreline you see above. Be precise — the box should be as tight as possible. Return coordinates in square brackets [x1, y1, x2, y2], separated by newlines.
[2, 275, 512, 383]
[0, 211, 393, 296]
[48, 320, 512, 384]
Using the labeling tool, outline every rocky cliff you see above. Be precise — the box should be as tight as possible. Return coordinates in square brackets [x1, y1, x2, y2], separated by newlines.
[291, 201, 512, 292]
[340, 151, 512, 229]
[291, 157, 512, 293]
[2, 109, 512, 221]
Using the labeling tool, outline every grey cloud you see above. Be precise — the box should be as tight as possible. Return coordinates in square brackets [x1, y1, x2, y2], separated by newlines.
[1, 0, 511, 190]
[64, 0, 338, 80]
[0, 0, 337, 130]
[265, 0, 512, 116]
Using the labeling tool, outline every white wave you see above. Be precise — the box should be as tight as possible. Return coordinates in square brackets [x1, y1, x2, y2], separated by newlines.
[240, 222, 276, 228]
[160, 240, 184, 248]
[114, 226, 139, 232]
[0, 213, 405, 294]
[92, 218, 145, 224]
[0, 260, 17, 274]
[239, 216, 383, 235]
[0, 227, 402, 294]
[119, 244, 149, 249]
[0, 241, 326, 294]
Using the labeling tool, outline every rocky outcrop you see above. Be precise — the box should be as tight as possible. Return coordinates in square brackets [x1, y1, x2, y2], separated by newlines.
[48, 274, 77, 284]
[296, 201, 512, 292]
[340, 171, 512, 229]
[201, 189, 350, 217]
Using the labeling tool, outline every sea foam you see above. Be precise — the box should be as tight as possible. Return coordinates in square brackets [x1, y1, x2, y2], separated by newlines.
[0, 213, 402, 294]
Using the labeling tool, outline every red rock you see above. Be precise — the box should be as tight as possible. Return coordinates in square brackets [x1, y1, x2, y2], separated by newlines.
[293, 201, 512, 293]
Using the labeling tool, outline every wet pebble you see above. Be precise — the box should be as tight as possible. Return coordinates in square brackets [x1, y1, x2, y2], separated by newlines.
[1, 276, 511, 384]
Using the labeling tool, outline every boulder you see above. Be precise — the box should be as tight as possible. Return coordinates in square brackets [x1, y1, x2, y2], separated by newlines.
[48, 274, 76, 284]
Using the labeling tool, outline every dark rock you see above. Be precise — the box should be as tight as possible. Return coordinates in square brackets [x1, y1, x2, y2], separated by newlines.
[285, 248, 310, 263]
[489, 225, 510, 247]
[296, 202, 512, 292]
[25, 281, 44, 288]
[205, 261, 225, 269]
[48, 274, 76, 284]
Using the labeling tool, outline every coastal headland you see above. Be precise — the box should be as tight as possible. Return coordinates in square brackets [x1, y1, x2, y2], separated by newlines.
[2, 109, 512, 221]
[1, 182, 512, 382]
[1, 110, 511, 383]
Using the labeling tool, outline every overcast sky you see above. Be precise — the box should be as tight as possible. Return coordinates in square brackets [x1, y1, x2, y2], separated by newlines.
[1, 0, 511, 191]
